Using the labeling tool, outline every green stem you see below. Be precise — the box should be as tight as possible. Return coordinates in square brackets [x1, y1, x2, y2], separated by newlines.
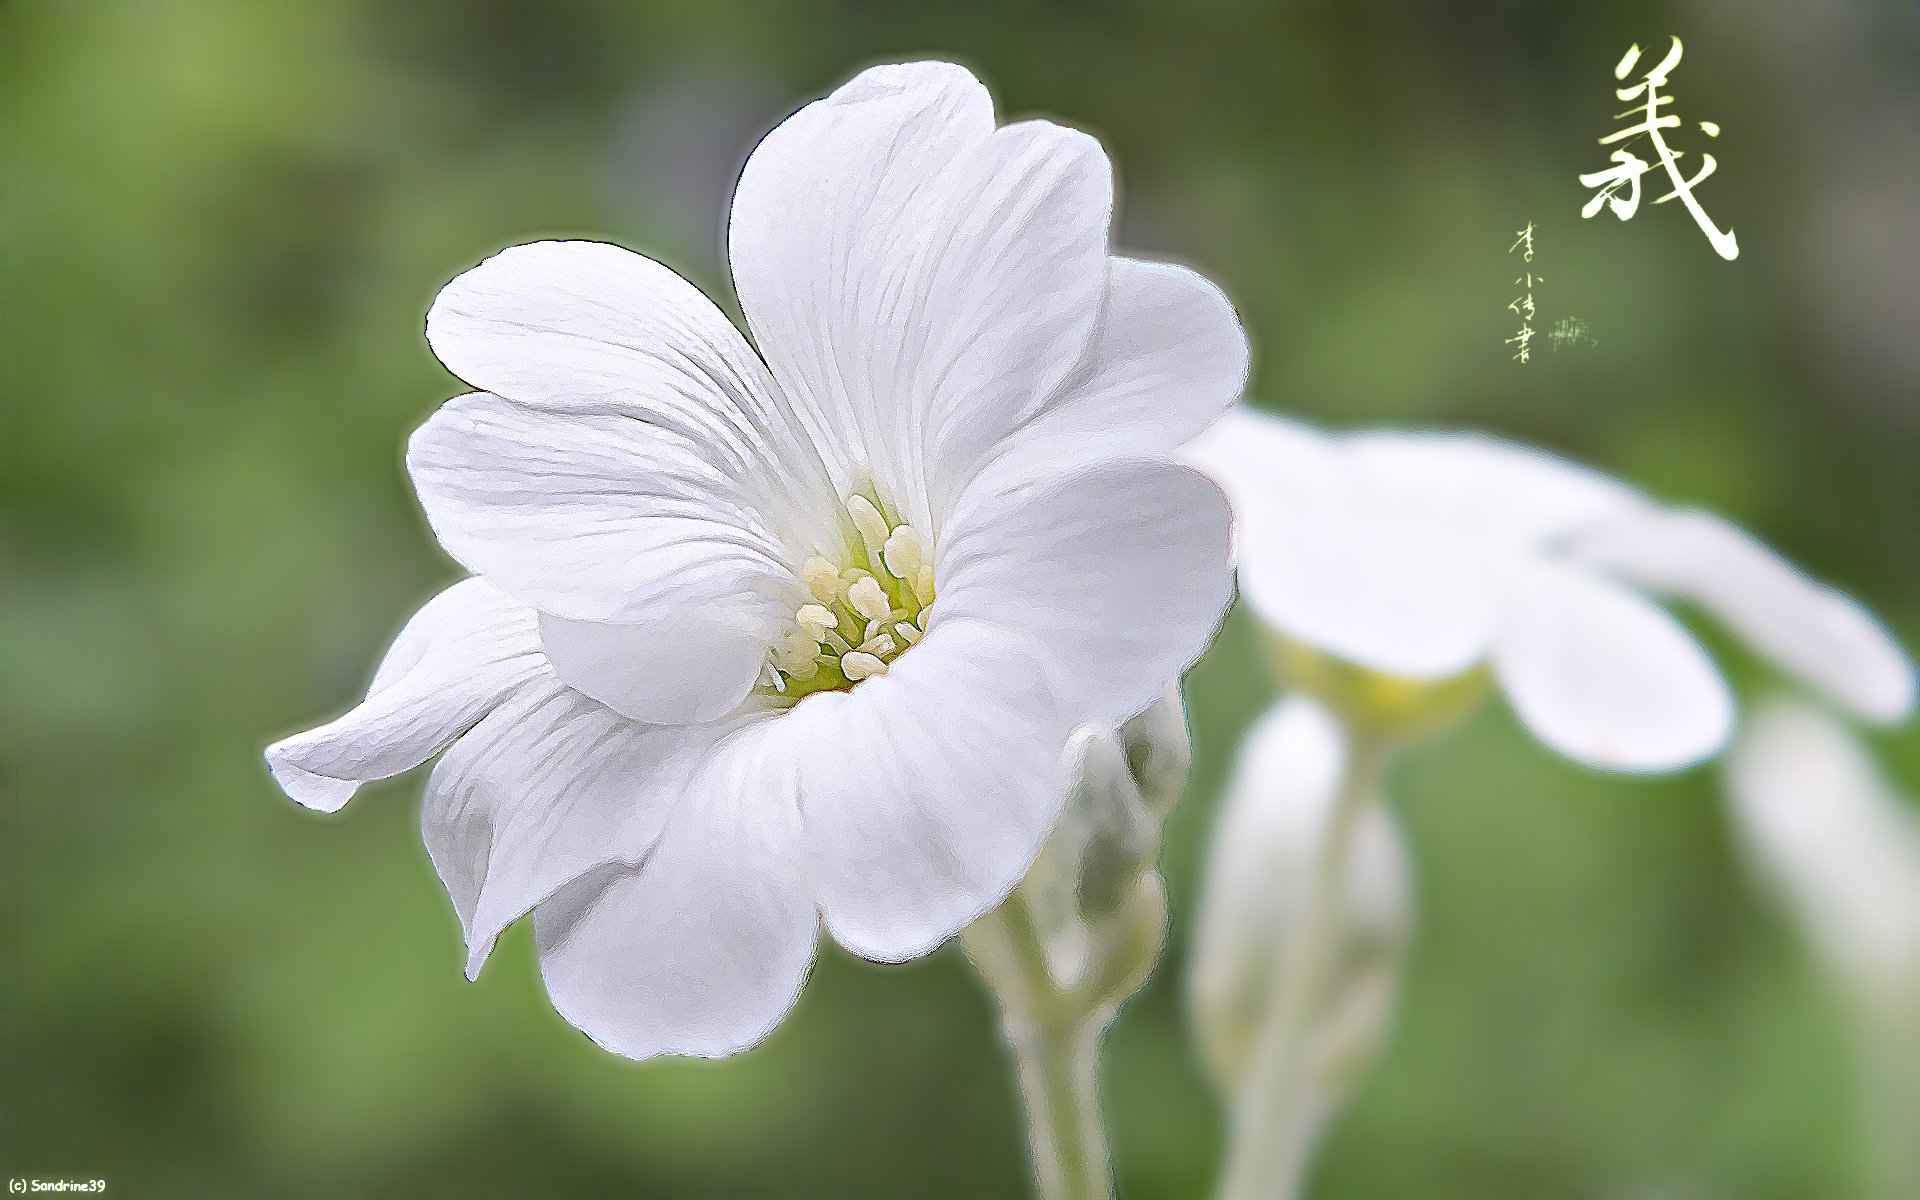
[965, 903, 1116, 1200]
[1216, 726, 1393, 1200]
[1856, 993, 1920, 1200]
[1007, 1015, 1109, 1200]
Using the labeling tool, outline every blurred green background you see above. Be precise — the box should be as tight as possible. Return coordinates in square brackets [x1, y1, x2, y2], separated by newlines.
[5, 1, 1917, 1196]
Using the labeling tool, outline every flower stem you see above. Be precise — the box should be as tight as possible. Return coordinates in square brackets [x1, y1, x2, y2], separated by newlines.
[964, 901, 1116, 1200]
[1857, 995, 1920, 1200]
[1007, 1015, 1109, 1200]
[1216, 725, 1394, 1200]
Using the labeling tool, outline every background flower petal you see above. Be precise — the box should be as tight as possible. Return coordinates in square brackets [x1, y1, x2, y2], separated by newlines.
[1189, 409, 1533, 679]
[1181, 405, 1345, 508]
[1344, 432, 1642, 548]
[264, 579, 545, 812]
[1494, 563, 1734, 772]
[1572, 508, 1916, 724]
[1247, 499, 1509, 680]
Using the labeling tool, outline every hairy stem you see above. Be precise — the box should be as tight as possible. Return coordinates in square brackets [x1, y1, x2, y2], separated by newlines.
[965, 902, 1116, 1200]
[1008, 1015, 1109, 1200]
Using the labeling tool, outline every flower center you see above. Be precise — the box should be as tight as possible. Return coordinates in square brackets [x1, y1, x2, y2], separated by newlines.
[760, 492, 935, 702]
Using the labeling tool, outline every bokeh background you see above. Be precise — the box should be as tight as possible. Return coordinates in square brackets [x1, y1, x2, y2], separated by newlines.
[5, 1, 1918, 1196]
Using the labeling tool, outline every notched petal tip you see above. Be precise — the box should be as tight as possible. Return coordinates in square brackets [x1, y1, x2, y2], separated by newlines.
[830, 59, 989, 108]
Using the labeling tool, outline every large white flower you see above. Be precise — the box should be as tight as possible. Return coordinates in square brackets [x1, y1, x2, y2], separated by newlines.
[265, 62, 1242, 1059]
[1186, 406, 1914, 771]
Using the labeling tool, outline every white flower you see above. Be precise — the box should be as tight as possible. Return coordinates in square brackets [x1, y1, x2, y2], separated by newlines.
[1186, 407, 1915, 771]
[1187, 698, 1409, 1148]
[1726, 697, 1920, 1004]
[264, 62, 1243, 1059]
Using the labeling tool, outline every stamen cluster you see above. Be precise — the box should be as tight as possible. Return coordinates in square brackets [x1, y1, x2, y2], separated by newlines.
[764, 494, 935, 700]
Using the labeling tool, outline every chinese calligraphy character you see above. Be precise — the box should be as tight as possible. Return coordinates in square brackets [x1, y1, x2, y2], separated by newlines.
[1507, 225, 1540, 362]
[1506, 323, 1536, 362]
[1509, 273, 1540, 319]
[1579, 37, 1738, 261]
[1503, 224, 1592, 362]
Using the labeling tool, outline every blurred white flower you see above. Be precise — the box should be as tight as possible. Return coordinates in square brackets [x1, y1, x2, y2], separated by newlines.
[1727, 697, 1920, 1003]
[1187, 406, 1915, 771]
[266, 61, 1243, 1060]
[1188, 696, 1410, 1190]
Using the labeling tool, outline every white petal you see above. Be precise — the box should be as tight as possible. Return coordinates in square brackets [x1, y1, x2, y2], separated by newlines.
[1258, 502, 1510, 679]
[1725, 697, 1920, 989]
[728, 62, 990, 503]
[728, 62, 1113, 524]
[1494, 563, 1734, 771]
[1181, 405, 1345, 509]
[938, 456, 1234, 724]
[1344, 431, 1642, 548]
[424, 240, 837, 532]
[1001, 257, 1249, 468]
[537, 610, 769, 725]
[1190, 411, 1506, 677]
[265, 579, 545, 812]
[420, 678, 732, 977]
[792, 619, 1078, 961]
[407, 391, 794, 651]
[533, 719, 816, 1060]
[1572, 509, 1915, 724]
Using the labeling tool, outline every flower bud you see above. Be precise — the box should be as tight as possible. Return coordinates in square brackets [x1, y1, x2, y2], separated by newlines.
[1118, 682, 1193, 821]
[1187, 697, 1411, 1101]
[1020, 689, 1192, 1006]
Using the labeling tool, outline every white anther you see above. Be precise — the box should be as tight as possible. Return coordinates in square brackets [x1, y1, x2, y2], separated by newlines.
[914, 566, 936, 604]
[846, 496, 891, 559]
[841, 651, 888, 681]
[859, 633, 896, 658]
[802, 556, 841, 603]
[796, 604, 838, 642]
[881, 525, 924, 582]
[847, 575, 891, 623]
[896, 622, 923, 646]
